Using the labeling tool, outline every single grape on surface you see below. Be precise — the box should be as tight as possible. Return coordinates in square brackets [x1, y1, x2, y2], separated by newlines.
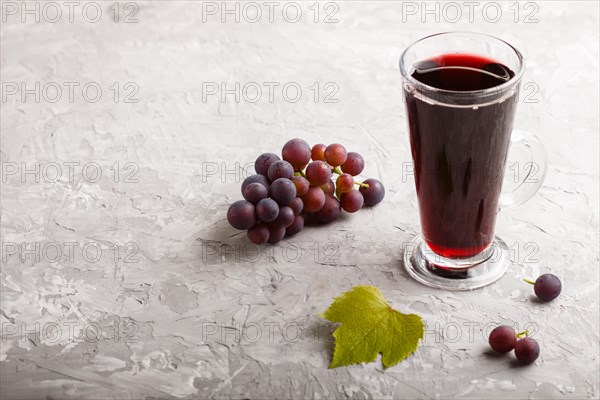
[533, 274, 562, 302]
[336, 173, 354, 193]
[269, 178, 297, 206]
[359, 178, 385, 206]
[514, 338, 540, 364]
[341, 152, 365, 176]
[267, 160, 295, 181]
[340, 190, 364, 213]
[324, 143, 348, 167]
[488, 325, 517, 353]
[242, 174, 270, 192]
[301, 186, 326, 213]
[311, 143, 326, 161]
[242, 182, 268, 204]
[256, 198, 279, 222]
[247, 224, 270, 244]
[255, 153, 280, 176]
[305, 161, 332, 186]
[291, 176, 310, 197]
[282, 138, 311, 169]
[315, 195, 341, 224]
[227, 200, 257, 230]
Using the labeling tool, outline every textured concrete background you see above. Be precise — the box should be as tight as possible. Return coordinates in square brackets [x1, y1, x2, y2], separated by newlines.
[1, 1, 599, 399]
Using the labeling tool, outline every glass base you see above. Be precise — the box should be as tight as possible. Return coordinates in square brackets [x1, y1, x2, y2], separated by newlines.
[403, 234, 509, 290]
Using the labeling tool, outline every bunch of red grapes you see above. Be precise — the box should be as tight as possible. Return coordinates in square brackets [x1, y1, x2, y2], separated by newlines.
[227, 139, 385, 244]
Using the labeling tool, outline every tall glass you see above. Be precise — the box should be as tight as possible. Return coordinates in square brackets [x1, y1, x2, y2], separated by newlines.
[400, 32, 547, 290]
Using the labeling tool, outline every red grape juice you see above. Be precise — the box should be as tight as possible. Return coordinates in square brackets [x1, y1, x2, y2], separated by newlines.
[404, 53, 519, 259]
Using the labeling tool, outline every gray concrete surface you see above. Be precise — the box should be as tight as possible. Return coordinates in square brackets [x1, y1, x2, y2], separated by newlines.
[1, 1, 599, 399]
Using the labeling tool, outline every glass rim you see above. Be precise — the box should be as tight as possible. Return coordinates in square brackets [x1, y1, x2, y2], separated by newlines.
[399, 31, 525, 97]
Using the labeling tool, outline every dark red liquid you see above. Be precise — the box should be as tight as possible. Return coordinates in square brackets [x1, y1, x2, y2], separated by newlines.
[404, 53, 518, 258]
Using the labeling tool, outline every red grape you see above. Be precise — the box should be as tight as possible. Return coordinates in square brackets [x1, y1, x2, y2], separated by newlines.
[273, 206, 295, 228]
[269, 178, 296, 205]
[286, 215, 304, 236]
[320, 180, 335, 195]
[242, 182, 268, 204]
[267, 224, 286, 244]
[301, 186, 326, 212]
[282, 138, 311, 169]
[255, 153, 280, 176]
[341, 152, 365, 176]
[533, 274, 562, 301]
[311, 143, 326, 161]
[324, 143, 348, 167]
[514, 338, 540, 364]
[247, 224, 269, 244]
[305, 161, 332, 186]
[340, 190, 364, 213]
[488, 325, 517, 353]
[227, 200, 257, 230]
[256, 198, 279, 222]
[291, 176, 310, 196]
[242, 174, 270, 191]
[289, 197, 304, 216]
[267, 160, 294, 181]
[315, 195, 341, 223]
[300, 211, 313, 225]
[237, 141, 385, 245]
[336, 173, 354, 193]
[359, 178, 385, 206]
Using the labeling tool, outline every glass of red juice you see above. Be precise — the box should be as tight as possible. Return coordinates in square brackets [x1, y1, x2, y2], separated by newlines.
[400, 32, 547, 290]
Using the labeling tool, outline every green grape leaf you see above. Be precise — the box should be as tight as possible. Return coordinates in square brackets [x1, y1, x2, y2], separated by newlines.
[321, 285, 424, 369]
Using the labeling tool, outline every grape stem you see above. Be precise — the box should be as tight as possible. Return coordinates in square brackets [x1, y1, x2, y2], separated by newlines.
[296, 169, 307, 178]
[329, 166, 369, 188]
[516, 330, 529, 338]
[523, 278, 535, 285]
